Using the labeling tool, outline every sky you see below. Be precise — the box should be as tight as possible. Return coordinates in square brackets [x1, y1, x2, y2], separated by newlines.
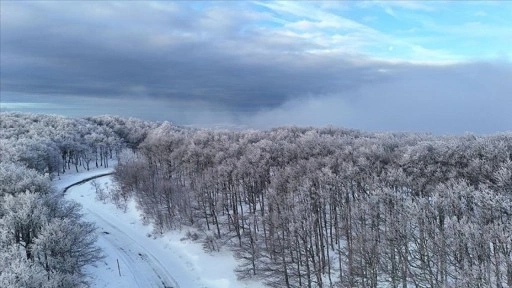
[1, 1, 511, 134]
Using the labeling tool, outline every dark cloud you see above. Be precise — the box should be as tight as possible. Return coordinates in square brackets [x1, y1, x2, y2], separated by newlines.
[245, 62, 512, 134]
[1, 2, 511, 134]
[1, 2, 384, 108]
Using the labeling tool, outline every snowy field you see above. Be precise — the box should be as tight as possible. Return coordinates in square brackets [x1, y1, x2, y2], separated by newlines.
[54, 168, 264, 288]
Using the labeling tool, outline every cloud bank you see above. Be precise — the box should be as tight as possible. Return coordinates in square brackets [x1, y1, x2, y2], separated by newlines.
[1, 1, 511, 134]
[244, 62, 512, 134]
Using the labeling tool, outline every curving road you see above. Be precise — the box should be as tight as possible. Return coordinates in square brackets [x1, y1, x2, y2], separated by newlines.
[85, 207, 178, 288]
[61, 173, 203, 288]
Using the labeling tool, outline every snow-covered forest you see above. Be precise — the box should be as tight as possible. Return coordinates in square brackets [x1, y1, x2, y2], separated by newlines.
[114, 121, 512, 288]
[1, 112, 512, 287]
[0, 112, 153, 287]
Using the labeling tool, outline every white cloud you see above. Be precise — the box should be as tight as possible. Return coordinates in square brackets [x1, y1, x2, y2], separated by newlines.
[252, 1, 470, 64]
[243, 62, 512, 134]
[357, 1, 436, 12]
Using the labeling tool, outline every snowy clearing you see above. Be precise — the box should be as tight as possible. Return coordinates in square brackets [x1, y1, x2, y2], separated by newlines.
[55, 168, 263, 288]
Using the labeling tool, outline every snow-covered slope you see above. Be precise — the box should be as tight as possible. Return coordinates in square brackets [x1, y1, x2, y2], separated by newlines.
[55, 169, 263, 288]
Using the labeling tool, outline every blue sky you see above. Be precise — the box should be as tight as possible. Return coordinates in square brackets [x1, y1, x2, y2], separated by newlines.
[220, 1, 511, 62]
[1, 1, 511, 134]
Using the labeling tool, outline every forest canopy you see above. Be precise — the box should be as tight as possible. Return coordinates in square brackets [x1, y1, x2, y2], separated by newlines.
[113, 118, 512, 287]
[1, 112, 511, 287]
[0, 112, 156, 287]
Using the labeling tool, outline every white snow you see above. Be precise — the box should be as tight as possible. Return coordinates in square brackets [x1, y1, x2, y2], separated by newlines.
[54, 168, 264, 288]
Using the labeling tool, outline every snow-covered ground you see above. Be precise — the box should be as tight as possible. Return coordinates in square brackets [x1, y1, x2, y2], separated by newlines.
[54, 168, 264, 288]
